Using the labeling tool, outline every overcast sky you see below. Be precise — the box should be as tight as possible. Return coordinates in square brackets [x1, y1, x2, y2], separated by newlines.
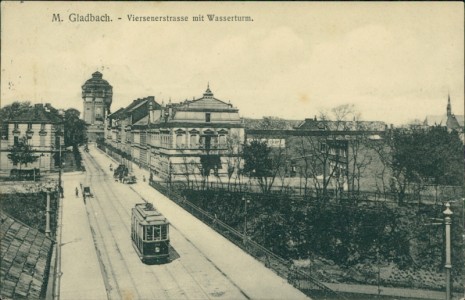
[1, 2, 463, 125]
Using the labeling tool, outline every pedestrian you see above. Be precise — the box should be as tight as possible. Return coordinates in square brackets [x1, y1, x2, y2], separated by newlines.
[75, 187, 79, 197]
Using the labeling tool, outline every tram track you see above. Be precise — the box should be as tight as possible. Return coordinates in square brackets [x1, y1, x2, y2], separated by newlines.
[85, 154, 173, 299]
[86, 151, 218, 299]
[84, 151, 214, 299]
[82, 153, 125, 299]
[83, 146, 251, 300]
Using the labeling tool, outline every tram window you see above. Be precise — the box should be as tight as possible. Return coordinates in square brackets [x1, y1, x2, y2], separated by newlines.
[161, 225, 168, 240]
[146, 226, 154, 241]
[153, 226, 161, 240]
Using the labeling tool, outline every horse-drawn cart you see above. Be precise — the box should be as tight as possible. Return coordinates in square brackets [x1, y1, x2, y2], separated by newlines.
[83, 186, 93, 198]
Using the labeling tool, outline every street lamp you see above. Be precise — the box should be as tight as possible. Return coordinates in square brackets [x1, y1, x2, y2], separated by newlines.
[45, 186, 52, 238]
[443, 202, 453, 300]
[58, 110, 64, 198]
[462, 198, 465, 300]
[243, 196, 250, 244]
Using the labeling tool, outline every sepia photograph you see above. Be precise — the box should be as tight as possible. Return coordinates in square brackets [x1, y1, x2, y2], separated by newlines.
[1, 1, 464, 299]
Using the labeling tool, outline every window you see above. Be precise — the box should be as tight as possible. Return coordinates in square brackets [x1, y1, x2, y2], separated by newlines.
[14, 136, 19, 146]
[146, 226, 154, 241]
[27, 123, 32, 130]
[14, 123, 19, 129]
[154, 226, 161, 240]
[40, 123, 45, 131]
[144, 225, 163, 241]
[161, 225, 168, 240]
[1, 123, 8, 140]
[176, 134, 184, 148]
[96, 107, 102, 118]
[205, 136, 211, 150]
[205, 113, 211, 123]
[219, 135, 226, 147]
[40, 135, 45, 147]
[190, 134, 198, 148]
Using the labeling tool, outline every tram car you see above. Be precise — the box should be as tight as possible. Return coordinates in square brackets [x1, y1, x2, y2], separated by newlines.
[131, 203, 170, 263]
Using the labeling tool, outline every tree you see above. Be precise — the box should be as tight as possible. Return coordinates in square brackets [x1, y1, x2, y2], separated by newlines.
[7, 136, 39, 170]
[292, 104, 366, 202]
[391, 126, 464, 204]
[0, 101, 32, 120]
[198, 154, 221, 190]
[63, 108, 87, 147]
[224, 133, 243, 191]
[243, 139, 287, 193]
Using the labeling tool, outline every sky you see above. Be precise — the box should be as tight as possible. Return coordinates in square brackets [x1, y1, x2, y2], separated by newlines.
[1, 1, 464, 125]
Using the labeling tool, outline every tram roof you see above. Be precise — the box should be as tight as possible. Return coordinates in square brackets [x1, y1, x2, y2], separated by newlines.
[133, 203, 169, 225]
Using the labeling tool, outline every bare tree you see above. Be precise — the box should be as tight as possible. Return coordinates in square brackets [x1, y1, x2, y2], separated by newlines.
[224, 133, 243, 191]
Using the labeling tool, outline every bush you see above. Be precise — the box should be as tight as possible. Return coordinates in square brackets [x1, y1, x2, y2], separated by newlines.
[0, 192, 59, 236]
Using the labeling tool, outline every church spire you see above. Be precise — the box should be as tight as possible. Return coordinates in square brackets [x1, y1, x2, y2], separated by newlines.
[447, 93, 451, 117]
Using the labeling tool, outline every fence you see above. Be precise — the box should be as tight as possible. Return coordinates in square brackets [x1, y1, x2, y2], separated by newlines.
[149, 179, 347, 300]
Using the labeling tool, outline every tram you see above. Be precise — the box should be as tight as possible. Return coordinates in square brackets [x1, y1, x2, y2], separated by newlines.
[131, 202, 170, 263]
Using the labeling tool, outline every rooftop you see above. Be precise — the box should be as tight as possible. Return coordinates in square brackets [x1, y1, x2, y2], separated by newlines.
[0, 210, 53, 299]
[296, 118, 386, 131]
[3, 103, 62, 123]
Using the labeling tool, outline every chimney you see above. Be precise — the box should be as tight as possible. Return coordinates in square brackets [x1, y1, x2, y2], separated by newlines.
[148, 98, 154, 123]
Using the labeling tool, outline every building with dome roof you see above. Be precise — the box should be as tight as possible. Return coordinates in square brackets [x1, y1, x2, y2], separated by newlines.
[81, 71, 113, 142]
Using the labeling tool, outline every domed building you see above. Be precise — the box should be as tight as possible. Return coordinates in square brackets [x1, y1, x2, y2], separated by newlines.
[81, 71, 113, 142]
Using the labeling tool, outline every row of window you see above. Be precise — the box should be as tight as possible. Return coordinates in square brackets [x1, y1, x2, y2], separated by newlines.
[10, 123, 47, 130]
[10, 135, 48, 146]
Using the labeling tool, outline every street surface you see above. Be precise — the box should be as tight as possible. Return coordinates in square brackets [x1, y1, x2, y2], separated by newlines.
[59, 144, 309, 300]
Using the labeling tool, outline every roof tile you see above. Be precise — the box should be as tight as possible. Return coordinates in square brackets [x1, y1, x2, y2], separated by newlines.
[1, 211, 52, 300]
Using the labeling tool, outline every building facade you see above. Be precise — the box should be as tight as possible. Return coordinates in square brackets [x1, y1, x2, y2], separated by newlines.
[82, 71, 113, 142]
[0, 103, 64, 175]
[148, 86, 244, 181]
[102, 86, 245, 181]
[245, 118, 388, 194]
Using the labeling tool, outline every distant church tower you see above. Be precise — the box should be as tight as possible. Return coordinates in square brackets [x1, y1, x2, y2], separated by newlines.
[81, 71, 113, 142]
[445, 93, 461, 131]
[446, 93, 452, 117]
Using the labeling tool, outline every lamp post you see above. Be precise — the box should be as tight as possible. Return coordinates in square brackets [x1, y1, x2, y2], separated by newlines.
[58, 142, 63, 198]
[443, 202, 453, 300]
[462, 198, 465, 300]
[58, 110, 64, 198]
[45, 187, 52, 238]
[243, 196, 250, 244]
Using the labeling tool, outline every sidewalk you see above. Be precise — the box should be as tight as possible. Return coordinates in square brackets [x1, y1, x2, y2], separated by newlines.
[59, 172, 107, 300]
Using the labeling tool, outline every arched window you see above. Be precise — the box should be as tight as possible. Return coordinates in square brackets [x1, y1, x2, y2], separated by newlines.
[218, 135, 226, 147]
[190, 134, 198, 148]
[176, 134, 184, 148]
